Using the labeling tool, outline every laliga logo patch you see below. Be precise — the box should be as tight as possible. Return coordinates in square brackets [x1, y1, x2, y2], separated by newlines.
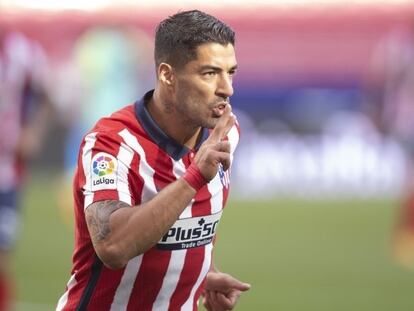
[93, 155, 115, 176]
[218, 164, 230, 188]
[91, 153, 117, 191]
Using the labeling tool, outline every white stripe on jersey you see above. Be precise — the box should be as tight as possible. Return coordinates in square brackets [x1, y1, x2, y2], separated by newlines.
[151, 249, 187, 311]
[56, 273, 77, 311]
[118, 129, 157, 202]
[181, 243, 213, 311]
[172, 158, 186, 178]
[110, 255, 144, 311]
[227, 125, 240, 163]
[208, 174, 224, 214]
[172, 159, 194, 219]
[116, 142, 134, 205]
[82, 133, 98, 209]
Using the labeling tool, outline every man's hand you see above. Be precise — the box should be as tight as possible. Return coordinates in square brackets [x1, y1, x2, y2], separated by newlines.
[195, 104, 236, 181]
[202, 271, 251, 311]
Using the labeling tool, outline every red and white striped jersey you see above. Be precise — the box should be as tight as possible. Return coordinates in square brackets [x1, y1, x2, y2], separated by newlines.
[57, 90, 240, 311]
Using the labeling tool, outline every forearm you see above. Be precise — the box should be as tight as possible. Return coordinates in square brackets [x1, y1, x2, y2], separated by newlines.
[89, 178, 196, 268]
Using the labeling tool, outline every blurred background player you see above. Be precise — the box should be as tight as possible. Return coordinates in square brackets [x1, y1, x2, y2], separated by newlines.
[364, 19, 414, 269]
[55, 26, 153, 225]
[0, 30, 52, 310]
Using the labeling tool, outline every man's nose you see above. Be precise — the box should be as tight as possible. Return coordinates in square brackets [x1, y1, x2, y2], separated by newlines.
[216, 74, 233, 98]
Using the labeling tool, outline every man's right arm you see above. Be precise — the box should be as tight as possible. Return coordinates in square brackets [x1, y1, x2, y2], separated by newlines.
[85, 178, 196, 269]
[85, 105, 236, 270]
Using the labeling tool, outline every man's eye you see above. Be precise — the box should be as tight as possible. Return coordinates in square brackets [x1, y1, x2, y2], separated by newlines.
[203, 71, 216, 76]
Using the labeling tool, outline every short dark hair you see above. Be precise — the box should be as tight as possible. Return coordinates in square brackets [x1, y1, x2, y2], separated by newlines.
[154, 10, 235, 70]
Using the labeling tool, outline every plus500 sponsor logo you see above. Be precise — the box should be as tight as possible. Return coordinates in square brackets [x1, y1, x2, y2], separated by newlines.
[157, 211, 222, 250]
[161, 219, 219, 243]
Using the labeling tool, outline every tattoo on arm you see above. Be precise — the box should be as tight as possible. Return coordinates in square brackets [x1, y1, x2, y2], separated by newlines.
[85, 200, 130, 244]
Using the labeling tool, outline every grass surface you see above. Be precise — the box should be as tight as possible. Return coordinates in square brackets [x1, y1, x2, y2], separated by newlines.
[12, 175, 414, 310]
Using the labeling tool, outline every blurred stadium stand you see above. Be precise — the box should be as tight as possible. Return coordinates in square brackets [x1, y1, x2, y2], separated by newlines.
[2, 5, 414, 198]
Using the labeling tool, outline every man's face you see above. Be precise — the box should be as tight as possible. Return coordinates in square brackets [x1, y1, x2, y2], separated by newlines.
[173, 42, 237, 129]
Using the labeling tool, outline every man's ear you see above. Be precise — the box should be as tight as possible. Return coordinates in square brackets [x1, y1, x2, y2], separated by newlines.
[158, 63, 175, 87]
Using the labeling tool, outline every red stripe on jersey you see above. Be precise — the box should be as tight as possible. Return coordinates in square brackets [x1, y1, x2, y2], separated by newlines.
[87, 266, 126, 310]
[168, 247, 205, 311]
[126, 149, 142, 206]
[60, 277, 84, 311]
[127, 248, 172, 310]
[192, 186, 213, 217]
[153, 150, 176, 192]
[93, 190, 118, 203]
[127, 146, 175, 309]
[92, 132, 123, 160]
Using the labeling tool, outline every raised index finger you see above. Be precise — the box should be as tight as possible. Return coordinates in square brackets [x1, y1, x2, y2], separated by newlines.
[208, 104, 235, 143]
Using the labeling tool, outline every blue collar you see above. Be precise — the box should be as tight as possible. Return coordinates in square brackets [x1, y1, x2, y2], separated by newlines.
[134, 90, 209, 161]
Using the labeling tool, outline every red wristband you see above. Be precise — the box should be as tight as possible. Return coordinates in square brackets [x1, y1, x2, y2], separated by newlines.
[183, 162, 208, 191]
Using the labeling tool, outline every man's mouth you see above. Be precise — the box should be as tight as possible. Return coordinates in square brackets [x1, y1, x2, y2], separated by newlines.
[212, 102, 227, 117]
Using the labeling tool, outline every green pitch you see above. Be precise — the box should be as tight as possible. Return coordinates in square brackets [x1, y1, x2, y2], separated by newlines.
[12, 175, 414, 310]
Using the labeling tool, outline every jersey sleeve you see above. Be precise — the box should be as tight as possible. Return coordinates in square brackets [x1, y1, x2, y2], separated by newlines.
[78, 130, 139, 210]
